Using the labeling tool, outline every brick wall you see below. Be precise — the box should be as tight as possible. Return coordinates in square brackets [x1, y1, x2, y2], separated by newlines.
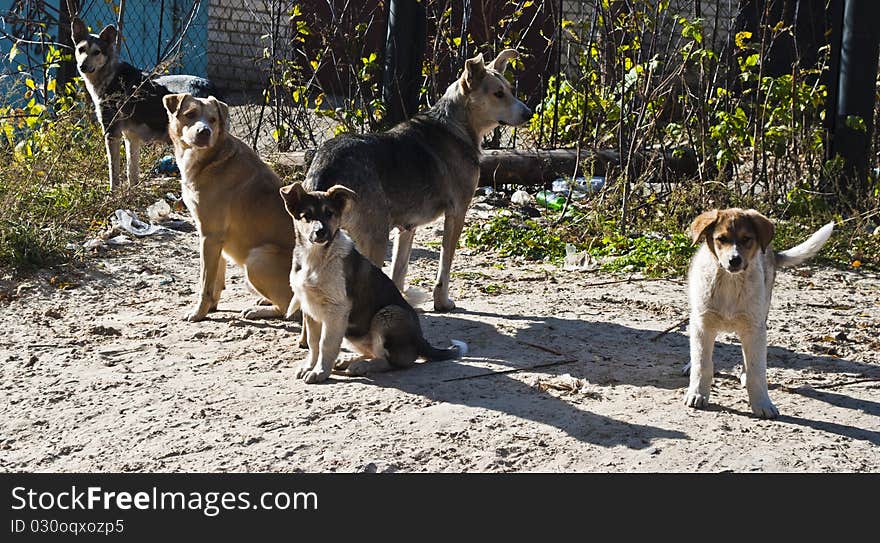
[207, 1, 278, 97]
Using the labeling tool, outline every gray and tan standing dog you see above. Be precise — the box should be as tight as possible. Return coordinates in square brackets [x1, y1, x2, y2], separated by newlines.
[163, 93, 294, 322]
[72, 17, 218, 190]
[304, 48, 532, 311]
[280, 182, 467, 384]
[685, 208, 834, 418]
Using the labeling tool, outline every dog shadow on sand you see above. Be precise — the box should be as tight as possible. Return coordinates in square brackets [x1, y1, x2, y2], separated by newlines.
[338, 308, 880, 447]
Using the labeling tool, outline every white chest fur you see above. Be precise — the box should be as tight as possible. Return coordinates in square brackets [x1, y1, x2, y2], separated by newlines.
[291, 234, 353, 322]
[688, 245, 771, 331]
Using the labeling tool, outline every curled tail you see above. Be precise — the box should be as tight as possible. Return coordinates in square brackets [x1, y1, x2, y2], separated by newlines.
[419, 338, 468, 362]
[775, 221, 834, 268]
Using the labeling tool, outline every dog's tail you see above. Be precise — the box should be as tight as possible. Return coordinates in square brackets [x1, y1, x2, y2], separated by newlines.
[775, 221, 835, 268]
[419, 338, 468, 362]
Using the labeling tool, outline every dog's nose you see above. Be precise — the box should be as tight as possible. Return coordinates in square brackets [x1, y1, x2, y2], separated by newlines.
[729, 255, 742, 268]
[194, 126, 212, 145]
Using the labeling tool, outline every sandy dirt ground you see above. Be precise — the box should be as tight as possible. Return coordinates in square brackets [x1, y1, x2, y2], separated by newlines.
[1, 203, 879, 473]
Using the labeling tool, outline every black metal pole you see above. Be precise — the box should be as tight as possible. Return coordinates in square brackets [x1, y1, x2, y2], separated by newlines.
[57, 0, 79, 95]
[827, 0, 880, 201]
[382, 0, 426, 127]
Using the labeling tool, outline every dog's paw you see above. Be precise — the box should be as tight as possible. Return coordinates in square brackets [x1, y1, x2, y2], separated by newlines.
[240, 307, 281, 320]
[342, 359, 371, 376]
[184, 308, 208, 322]
[294, 360, 313, 379]
[333, 357, 355, 371]
[302, 369, 330, 384]
[750, 397, 779, 419]
[684, 389, 709, 409]
[433, 297, 456, 312]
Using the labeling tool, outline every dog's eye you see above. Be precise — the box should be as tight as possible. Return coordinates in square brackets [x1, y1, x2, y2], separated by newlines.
[325, 209, 334, 218]
[717, 236, 730, 244]
[208, 117, 217, 123]
[741, 236, 752, 243]
[494, 90, 505, 99]
[185, 111, 197, 119]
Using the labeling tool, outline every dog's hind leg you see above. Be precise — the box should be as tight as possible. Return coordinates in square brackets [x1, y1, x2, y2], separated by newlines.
[391, 227, 415, 291]
[105, 133, 122, 191]
[124, 135, 141, 186]
[240, 245, 293, 320]
[741, 326, 778, 419]
[433, 209, 466, 311]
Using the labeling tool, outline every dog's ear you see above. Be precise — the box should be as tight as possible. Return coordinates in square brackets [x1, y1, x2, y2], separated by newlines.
[71, 17, 88, 43]
[690, 209, 719, 245]
[489, 49, 518, 73]
[98, 24, 117, 45]
[745, 209, 775, 252]
[461, 53, 486, 93]
[280, 182, 307, 214]
[208, 96, 229, 130]
[326, 185, 357, 215]
[162, 93, 189, 116]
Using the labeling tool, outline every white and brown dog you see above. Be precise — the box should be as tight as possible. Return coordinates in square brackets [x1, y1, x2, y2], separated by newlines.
[684, 208, 834, 418]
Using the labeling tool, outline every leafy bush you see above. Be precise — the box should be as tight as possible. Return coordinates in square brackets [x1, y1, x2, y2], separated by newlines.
[0, 46, 162, 273]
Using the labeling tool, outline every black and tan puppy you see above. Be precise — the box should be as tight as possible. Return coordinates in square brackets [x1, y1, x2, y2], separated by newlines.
[280, 182, 467, 384]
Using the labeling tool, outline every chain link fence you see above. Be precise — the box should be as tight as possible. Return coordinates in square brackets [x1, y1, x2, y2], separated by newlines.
[4, 1, 875, 204]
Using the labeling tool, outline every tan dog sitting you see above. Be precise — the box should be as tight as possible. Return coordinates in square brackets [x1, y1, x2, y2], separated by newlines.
[163, 93, 295, 322]
[685, 208, 834, 418]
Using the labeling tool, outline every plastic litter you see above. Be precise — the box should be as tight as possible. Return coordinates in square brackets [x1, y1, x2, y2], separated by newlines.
[563, 243, 599, 271]
[154, 155, 179, 175]
[113, 209, 175, 237]
[474, 186, 494, 197]
[510, 189, 534, 206]
[146, 199, 172, 222]
[535, 190, 565, 210]
[551, 176, 605, 199]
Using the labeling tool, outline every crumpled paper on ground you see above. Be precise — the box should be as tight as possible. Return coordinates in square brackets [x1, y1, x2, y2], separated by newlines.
[83, 206, 179, 249]
[530, 373, 603, 399]
[563, 243, 599, 271]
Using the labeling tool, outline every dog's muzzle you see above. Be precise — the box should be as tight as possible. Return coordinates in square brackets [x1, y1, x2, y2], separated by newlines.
[723, 254, 746, 273]
[79, 64, 95, 74]
[193, 126, 213, 147]
[309, 221, 332, 244]
[500, 102, 534, 126]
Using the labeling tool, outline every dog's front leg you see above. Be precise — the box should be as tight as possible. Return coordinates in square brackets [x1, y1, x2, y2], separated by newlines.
[685, 318, 716, 409]
[124, 135, 141, 186]
[391, 227, 416, 291]
[295, 315, 321, 379]
[301, 316, 346, 384]
[185, 234, 223, 322]
[105, 133, 122, 191]
[285, 296, 307, 349]
[433, 210, 465, 311]
[741, 325, 778, 419]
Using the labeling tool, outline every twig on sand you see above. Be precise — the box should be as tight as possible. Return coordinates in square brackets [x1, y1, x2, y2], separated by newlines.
[516, 340, 566, 356]
[650, 316, 689, 342]
[442, 357, 580, 383]
[581, 276, 681, 288]
[776, 378, 880, 392]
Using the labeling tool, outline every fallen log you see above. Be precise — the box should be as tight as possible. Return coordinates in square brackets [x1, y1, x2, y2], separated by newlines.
[269, 146, 699, 187]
